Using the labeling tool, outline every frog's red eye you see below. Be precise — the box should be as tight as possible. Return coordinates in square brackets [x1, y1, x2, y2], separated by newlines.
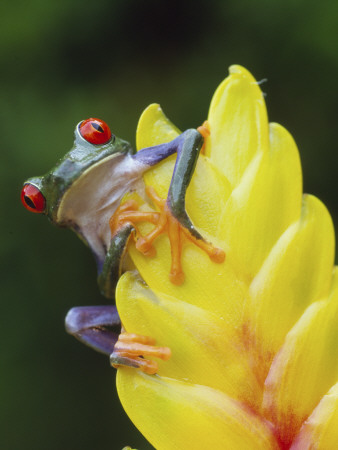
[21, 184, 46, 213]
[79, 118, 112, 145]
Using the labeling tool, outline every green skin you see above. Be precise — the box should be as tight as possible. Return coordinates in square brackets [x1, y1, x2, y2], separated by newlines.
[23, 121, 204, 366]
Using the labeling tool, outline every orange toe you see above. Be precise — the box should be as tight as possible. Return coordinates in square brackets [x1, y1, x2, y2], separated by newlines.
[111, 332, 172, 374]
[110, 187, 225, 284]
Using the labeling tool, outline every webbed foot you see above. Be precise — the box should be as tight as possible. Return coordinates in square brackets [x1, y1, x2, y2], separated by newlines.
[110, 186, 225, 285]
[110, 332, 171, 375]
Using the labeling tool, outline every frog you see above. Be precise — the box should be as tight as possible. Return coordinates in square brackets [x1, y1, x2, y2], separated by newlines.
[21, 115, 225, 374]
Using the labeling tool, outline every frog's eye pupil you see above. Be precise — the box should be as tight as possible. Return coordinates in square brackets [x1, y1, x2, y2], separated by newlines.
[79, 118, 112, 145]
[91, 122, 104, 133]
[21, 184, 46, 214]
[24, 195, 36, 209]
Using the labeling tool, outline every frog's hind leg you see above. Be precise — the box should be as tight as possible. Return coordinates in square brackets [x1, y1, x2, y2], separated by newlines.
[65, 305, 120, 355]
[65, 305, 170, 374]
[110, 331, 171, 375]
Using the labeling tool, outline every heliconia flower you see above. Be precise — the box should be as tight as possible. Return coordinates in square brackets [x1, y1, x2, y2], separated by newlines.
[115, 66, 337, 449]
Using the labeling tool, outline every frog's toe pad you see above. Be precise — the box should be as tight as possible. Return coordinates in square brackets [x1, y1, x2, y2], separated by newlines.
[135, 237, 157, 257]
[209, 247, 226, 263]
[169, 269, 185, 286]
[110, 332, 171, 375]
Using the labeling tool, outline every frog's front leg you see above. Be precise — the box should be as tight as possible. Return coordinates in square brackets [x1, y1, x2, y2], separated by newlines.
[97, 223, 135, 300]
[112, 128, 225, 284]
[78, 226, 171, 373]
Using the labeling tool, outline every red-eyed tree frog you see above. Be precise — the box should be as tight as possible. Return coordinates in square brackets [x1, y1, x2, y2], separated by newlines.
[22, 117, 225, 374]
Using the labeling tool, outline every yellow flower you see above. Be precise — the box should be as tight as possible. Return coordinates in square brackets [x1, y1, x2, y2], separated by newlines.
[115, 66, 337, 449]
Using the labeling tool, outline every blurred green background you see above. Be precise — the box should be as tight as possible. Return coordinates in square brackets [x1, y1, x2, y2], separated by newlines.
[1, 0, 337, 448]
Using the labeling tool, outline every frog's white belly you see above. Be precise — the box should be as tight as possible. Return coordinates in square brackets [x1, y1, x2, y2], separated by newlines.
[57, 153, 148, 264]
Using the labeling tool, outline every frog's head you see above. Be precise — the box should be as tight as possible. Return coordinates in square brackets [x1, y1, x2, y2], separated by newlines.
[21, 118, 134, 265]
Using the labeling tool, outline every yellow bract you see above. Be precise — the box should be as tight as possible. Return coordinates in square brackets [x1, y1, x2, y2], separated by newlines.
[117, 370, 279, 450]
[263, 268, 338, 445]
[116, 272, 260, 409]
[217, 122, 303, 281]
[291, 382, 338, 448]
[116, 65, 337, 449]
[205, 65, 269, 188]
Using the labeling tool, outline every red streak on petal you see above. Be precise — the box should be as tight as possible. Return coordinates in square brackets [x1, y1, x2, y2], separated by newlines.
[240, 321, 308, 449]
